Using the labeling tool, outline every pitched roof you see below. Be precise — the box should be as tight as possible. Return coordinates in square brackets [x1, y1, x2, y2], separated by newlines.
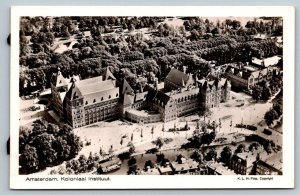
[171, 159, 199, 172]
[198, 78, 229, 91]
[51, 71, 68, 87]
[121, 79, 134, 95]
[135, 91, 148, 102]
[122, 94, 134, 105]
[102, 67, 116, 80]
[65, 76, 119, 105]
[169, 87, 199, 100]
[252, 56, 282, 67]
[146, 88, 171, 106]
[260, 151, 282, 172]
[166, 68, 194, 88]
[207, 162, 236, 175]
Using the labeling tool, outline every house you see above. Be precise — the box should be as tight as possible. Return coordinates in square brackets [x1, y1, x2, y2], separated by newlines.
[98, 158, 122, 173]
[207, 162, 236, 175]
[170, 158, 199, 174]
[229, 150, 269, 175]
[225, 64, 278, 90]
[255, 152, 282, 175]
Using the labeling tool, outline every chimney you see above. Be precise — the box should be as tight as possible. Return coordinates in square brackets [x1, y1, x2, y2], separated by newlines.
[57, 67, 61, 75]
[154, 79, 159, 90]
[140, 85, 143, 93]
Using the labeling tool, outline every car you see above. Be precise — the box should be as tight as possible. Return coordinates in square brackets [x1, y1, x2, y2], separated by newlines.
[263, 128, 272, 135]
[246, 125, 257, 131]
[145, 148, 159, 154]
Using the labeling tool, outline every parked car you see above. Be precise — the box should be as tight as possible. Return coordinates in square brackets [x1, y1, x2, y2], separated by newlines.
[263, 128, 272, 135]
[246, 125, 257, 131]
[146, 148, 159, 154]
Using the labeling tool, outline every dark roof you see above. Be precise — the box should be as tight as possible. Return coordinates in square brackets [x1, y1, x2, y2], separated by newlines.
[198, 78, 229, 91]
[146, 88, 171, 106]
[225, 65, 252, 80]
[121, 79, 134, 95]
[50, 70, 68, 87]
[166, 68, 194, 88]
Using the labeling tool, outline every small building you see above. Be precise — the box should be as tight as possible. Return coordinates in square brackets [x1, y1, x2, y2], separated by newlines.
[255, 152, 282, 175]
[98, 158, 122, 173]
[207, 162, 236, 175]
[138, 167, 160, 175]
[251, 56, 282, 69]
[225, 64, 278, 90]
[170, 158, 199, 175]
[158, 165, 173, 175]
[229, 150, 269, 175]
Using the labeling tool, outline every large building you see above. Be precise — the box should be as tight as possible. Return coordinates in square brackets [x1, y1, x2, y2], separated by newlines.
[50, 68, 80, 117]
[224, 58, 280, 90]
[51, 67, 231, 127]
[63, 72, 119, 128]
[121, 68, 231, 123]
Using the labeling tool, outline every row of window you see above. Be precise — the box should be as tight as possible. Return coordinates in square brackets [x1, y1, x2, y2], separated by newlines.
[84, 93, 119, 105]
[84, 100, 118, 110]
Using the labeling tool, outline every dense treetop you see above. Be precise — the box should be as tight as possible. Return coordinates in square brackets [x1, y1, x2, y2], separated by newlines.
[19, 16, 282, 95]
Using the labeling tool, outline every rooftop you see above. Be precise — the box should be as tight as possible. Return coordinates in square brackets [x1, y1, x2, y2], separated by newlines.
[207, 162, 236, 175]
[252, 56, 282, 67]
[139, 168, 160, 175]
[166, 68, 194, 88]
[171, 159, 199, 172]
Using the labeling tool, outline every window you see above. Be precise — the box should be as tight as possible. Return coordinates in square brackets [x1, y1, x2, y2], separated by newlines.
[101, 97, 104, 101]
[85, 101, 88, 105]
[93, 99, 96, 103]
[116, 93, 119, 97]
[108, 95, 111, 99]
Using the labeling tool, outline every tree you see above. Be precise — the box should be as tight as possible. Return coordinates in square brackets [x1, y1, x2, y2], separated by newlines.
[144, 160, 154, 170]
[99, 146, 104, 157]
[264, 109, 279, 126]
[190, 150, 203, 163]
[151, 126, 154, 139]
[220, 146, 232, 166]
[109, 145, 114, 158]
[234, 143, 245, 154]
[204, 148, 217, 161]
[128, 156, 137, 167]
[127, 141, 136, 154]
[162, 125, 165, 137]
[19, 118, 83, 174]
[140, 129, 143, 141]
[19, 145, 39, 174]
[154, 137, 164, 149]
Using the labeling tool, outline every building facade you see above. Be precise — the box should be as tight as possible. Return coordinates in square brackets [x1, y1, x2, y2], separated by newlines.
[63, 68, 119, 128]
[51, 67, 231, 127]
[224, 62, 279, 90]
[50, 68, 80, 117]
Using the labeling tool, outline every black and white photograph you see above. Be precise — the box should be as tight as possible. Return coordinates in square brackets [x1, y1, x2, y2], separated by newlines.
[10, 6, 295, 189]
